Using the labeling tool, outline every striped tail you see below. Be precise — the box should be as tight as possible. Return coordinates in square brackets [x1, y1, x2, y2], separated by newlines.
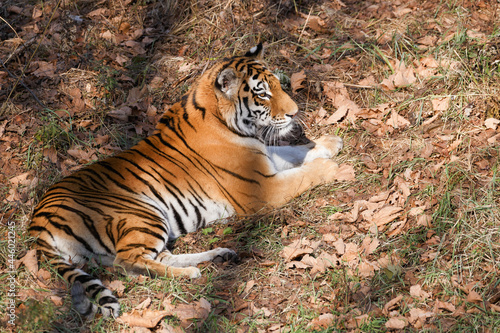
[56, 260, 120, 318]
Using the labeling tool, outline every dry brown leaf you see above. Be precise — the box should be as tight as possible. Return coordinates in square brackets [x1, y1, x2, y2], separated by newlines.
[393, 68, 416, 88]
[333, 238, 345, 254]
[50, 296, 63, 306]
[358, 75, 377, 87]
[381, 60, 416, 90]
[485, 118, 500, 129]
[280, 243, 313, 261]
[487, 133, 500, 144]
[393, 5, 412, 17]
[37, 268, 51, 281]
[368, 206, 403, 227]
[162, 299, 211, 322]
[383, 295, 403, 315]
[324, 105, 348, 124]
[117, 309, 171, 328]
[410, 284, 431, 300]
[490, 303, 500, 313]
[386, 110, 411, 129]
[329, 200, 373, 223]
[135, 297, 152, 310]
[43, 147, 58, 164]
[385, 316, 408, 329]
[408, 308, 434, 328]
[242, 280, 255, 295]
[360, 237, 380, 256]
[369, 191, 390, 203]
[322, 81, 360, 121]
[322, 233, 337, 242]
[17, 249, 38, 277]
[431, 97, 450, 111]
[416, 35, 438, 47]
[342, 242, 359, 262]
[302, 252, 339, 274]
[358, 260, 376, 277]
[107, 280, 126, 297]
[9, 171, 34, 186]
[417, 214, 432, 227]
[308, 313, 334, 330]
[466, 290, 483, 303]
[286, 261, 310, 269]
[447, 138, 462, 152]
[435, 300, 456, 312]
[291, 70, 306, 93]
[87, 8, 108, 16]
[32, 61, 56, 77]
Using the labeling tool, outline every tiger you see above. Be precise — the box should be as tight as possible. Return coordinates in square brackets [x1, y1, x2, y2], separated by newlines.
[28, 44, 344, 318]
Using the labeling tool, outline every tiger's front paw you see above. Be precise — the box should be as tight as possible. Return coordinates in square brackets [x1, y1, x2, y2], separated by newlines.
[307, 158, 340, 184]
[314, 135, 343, 157]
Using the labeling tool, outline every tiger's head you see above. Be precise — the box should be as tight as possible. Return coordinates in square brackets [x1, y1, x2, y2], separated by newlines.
[213, 44, 300, 143]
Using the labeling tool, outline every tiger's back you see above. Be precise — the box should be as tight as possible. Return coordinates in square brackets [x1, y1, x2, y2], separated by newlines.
[29, 44, 343, 318]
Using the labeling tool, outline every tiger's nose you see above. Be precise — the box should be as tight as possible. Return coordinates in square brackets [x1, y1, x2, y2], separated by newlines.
[285, 108, 298, 119]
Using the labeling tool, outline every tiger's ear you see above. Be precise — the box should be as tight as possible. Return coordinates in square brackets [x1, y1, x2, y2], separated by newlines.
[215, 67, 241, 99]
[244, 43, 263, 59]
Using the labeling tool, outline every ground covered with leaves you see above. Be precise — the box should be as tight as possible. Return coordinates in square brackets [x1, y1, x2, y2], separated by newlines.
[1, 0, 500, 332]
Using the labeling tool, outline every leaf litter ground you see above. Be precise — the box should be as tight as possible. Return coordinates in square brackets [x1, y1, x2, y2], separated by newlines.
[1, 0, 500, 332]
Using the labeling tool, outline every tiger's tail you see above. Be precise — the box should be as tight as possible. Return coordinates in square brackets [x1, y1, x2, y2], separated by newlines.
[53, 257, 120, 318]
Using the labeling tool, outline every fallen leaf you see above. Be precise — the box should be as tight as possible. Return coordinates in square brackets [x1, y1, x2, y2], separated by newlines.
[435, 300, 456, 312]
[417, 214, 432, 227]
[431, 97, 450, 111]
[410, 284, 431, 299]
[322, 81, 360, 121]
[385, 316, 408, 329]
[333, 238, 345, 254]
[17, 249, 38, 277]
[393, 5, 412, 17]
[32, 61, 56, 77]
[135, 297, 152, 310]
[342, 242, 359, 262]
[367, 206, 403, 227]
[50, 296, 63, 306]
[408, 308, 433, 328]
[325, 105, 348, 124]
[117, 309, 171, 328]
[360, 237, 380, 256]
[308, 313, 334, 329]
[383, 295, 403, 315]
[386, 110, 411, 129]
[280, 242, 313, 261]
[416, 35, 438, 47]
[107, 280, 126, 297]
[466, 290, 483, 303]
[358, 260, 376, 277]
[358, 75, 377, 87]
[381, 60, 416, 90]
[162, 299, 211, 322]
[242, 280, 256, 295]
[291, 70, 306, 93]
[485, 118, 500, 130]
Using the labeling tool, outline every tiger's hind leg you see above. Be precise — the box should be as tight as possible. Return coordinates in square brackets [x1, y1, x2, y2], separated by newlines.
[157, 248, 238, 267]
[113, 233, 202, 279]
